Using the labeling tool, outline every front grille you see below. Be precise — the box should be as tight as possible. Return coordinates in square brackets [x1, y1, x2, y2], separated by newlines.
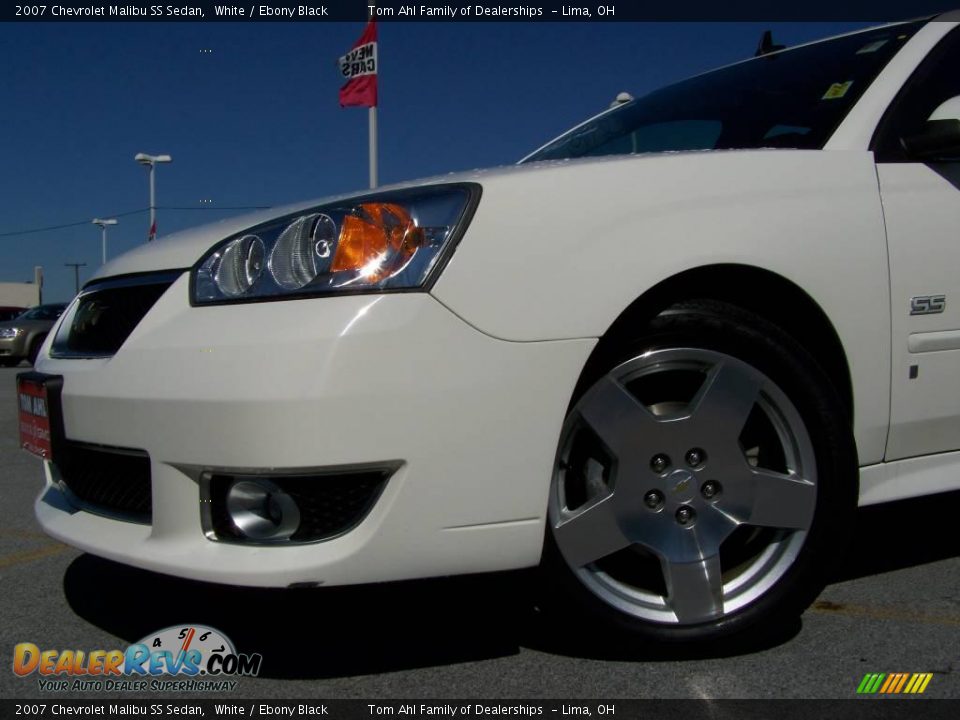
[56, 442, 152, 522]
[208, 470, 390, 543]
[51, 271, 181, 358]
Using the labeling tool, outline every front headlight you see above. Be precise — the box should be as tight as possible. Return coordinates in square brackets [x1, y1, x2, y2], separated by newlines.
[0, 327, 20, 339]
[192, 184, 479, 304]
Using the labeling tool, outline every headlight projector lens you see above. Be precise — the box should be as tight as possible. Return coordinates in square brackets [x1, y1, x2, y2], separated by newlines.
[215, 234, 264, 297]
[269, 213, 337, 290]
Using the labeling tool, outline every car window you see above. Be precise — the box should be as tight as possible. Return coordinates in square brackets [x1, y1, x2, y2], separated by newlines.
[568, 120, 724, 158]
[872, 26, 960, 162]
[19, 305, 66, 320]
[525, 21, 924, 162]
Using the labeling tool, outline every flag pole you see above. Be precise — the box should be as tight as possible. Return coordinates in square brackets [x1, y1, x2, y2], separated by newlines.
[368, 4, 378, 189]
[339, 9, 378, 186]
[369, 105, 378, 188]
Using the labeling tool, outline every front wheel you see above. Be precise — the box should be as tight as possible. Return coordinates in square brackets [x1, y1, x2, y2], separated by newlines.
[542, 301, 857, 643]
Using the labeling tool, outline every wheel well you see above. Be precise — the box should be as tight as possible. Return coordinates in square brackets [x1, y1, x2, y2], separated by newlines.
[592, 264, 855, 421]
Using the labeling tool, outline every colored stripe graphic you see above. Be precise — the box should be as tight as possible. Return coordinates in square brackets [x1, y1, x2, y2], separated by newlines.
[880, 673, 908, 693]
[857, 672, 932, 694]
[879, 674, 896, 693]
[906, 673, 933, 694]
[857, 673, 885, 693]
[893, 673, 910, 693]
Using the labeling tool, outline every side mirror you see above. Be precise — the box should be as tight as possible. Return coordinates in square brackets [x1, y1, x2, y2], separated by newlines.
[902, 96, 960, 161]
[902, 119, 960, 160]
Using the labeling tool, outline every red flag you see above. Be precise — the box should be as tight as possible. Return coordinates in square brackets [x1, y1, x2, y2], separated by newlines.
[148, 220, 157, 242]
[338, 20, 377, 108]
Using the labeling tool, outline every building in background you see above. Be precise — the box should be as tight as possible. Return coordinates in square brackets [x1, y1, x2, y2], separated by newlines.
[0, 281, 40, 308]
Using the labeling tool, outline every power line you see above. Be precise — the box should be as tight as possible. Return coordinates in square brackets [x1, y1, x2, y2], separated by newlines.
[0, 208, 147, 238]
[0, 205, 272, 239]
[160, 206, 272, 211]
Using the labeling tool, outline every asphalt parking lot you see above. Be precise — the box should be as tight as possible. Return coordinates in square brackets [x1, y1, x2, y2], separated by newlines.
[1, 365, 958, 700]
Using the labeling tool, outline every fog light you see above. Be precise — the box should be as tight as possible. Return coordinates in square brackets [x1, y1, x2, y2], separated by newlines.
[225, 479, 301, 541]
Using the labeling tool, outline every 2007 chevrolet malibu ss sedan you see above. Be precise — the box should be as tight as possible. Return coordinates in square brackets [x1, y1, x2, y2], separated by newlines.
[18, 13, 960, 643]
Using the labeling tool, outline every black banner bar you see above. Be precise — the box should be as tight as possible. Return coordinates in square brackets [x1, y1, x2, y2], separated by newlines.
[3, 700, 960, 719]
[2, 1, 959, 22]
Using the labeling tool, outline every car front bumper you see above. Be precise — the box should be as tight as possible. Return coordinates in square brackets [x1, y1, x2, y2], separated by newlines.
[32, 274, 594, 587]
[0, 333, 27, 359]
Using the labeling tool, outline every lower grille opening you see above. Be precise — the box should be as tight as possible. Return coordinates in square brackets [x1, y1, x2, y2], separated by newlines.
[55, 442, 152, 523]
[208, 469, 392, 544]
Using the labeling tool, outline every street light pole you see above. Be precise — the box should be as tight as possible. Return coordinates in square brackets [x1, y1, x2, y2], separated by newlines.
[65, 263, 87, 295]
[92, 218, 118, 265]
[149, 164, 156, 236]
[134, 152, 172, 242]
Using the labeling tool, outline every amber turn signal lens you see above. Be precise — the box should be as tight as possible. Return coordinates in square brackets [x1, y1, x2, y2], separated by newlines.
[332, 203, 425, 280]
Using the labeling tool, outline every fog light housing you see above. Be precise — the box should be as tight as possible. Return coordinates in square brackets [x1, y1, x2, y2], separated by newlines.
[225, 478, 301, 542]
[201, 465, 397, 545]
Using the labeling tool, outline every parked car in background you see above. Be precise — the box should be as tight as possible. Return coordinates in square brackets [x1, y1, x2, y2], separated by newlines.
[0, 304, 67, 366]
[19, 13, 960, 644]
[0, 306, 27, 323]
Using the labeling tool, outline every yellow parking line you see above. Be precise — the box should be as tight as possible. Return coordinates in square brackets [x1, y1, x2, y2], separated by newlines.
[0, 544, 70, 570]
[811, 600, 960, 627]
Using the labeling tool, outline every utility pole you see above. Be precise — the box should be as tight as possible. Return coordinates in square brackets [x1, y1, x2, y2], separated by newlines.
[34, 266, 43, 304]
[65, 262, 87, 295]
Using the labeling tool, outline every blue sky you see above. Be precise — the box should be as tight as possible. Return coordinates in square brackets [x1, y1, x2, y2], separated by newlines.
[0, 20, 868, 302]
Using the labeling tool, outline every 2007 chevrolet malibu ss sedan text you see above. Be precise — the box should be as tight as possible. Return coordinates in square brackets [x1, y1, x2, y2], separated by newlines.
[18, 13, 960, 643]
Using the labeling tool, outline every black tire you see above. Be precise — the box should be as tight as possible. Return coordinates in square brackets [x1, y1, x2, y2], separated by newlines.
[0, 358, 19, 367]
[540, 299, 858, 644]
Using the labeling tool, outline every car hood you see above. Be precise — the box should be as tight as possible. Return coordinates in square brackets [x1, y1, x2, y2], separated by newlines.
[92, 149, 784, 282]
[0, 318, 54, 331]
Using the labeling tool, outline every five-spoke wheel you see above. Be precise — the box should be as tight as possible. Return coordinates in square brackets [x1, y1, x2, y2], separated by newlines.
[543, 301, 857, 642]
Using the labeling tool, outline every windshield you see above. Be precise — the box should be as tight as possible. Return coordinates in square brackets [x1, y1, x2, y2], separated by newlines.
[17, 305, 66, 321]
[524, 21, 925, 162]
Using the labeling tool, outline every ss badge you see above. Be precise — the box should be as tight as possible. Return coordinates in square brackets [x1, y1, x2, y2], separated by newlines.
[910, 295, 946, 315]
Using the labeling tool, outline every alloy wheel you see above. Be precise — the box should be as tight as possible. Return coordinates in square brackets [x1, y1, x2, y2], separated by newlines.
[549, 347, 818, 625]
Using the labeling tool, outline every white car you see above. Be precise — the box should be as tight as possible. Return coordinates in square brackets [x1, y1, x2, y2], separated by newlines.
[20, 13, 960, 644]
